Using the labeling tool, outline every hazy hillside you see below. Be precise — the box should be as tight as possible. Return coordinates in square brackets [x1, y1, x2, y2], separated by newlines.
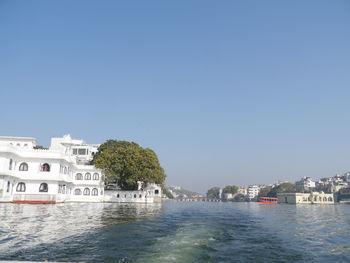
[167, 186, 203, 199]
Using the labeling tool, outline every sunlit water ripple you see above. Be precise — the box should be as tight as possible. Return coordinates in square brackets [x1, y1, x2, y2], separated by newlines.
[0, 202, 350, 262]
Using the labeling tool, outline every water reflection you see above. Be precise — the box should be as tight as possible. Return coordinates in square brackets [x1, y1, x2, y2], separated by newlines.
[1, 202, 350, 262]
[0, 203, 161, 255]
[240, 202, 350, 260]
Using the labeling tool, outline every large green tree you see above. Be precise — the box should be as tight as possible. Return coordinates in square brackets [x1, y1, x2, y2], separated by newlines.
[222, 185, 238, 194]
[233, 193, 245, 202]
[258, 186, 273, 197]
[267, 182, 296, 197]
[93, 140, 166, 190]
[207, 187, 221, 199]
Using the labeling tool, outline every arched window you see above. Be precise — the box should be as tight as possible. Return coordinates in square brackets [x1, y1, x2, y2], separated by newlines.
[41, 163, 50, 172]
[323, 197, 327, 202]
[328, 197, 333, 202]
[19, 162, 28, 171]
[75, 173, 83, 180]
[9, 159, 13, 170]
[83, 188, 90, 195]
[139, 194, 142, 198]
[314, 196, 317, 201]
[93, 173, 99, 180]
[117, 194, 120, 198]
[101, 190, 103, 195]
[16, 182, 26, 192]
[319, 196, 322, 202]
[7, 181, 10, 192]
[64, 167, 68, 174]
[134, 194, 137, 198]
[74, 189, 82, 195]
[91, 188, 98, 196]
[85, 173, 91, 180]
[155, 189, 159, 195]
[62, 185, 66, 194]
[39, 183, 48, 192]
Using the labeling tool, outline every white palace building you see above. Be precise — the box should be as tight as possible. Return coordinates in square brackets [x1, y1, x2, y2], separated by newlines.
[0, 135, 161, 204]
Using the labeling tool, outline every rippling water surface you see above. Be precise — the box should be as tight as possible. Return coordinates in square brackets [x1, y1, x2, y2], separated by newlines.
[0, 201, 350, 262]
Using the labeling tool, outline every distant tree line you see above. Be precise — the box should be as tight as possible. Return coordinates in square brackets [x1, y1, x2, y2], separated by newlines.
[206, 185, 240, 200]
[206, 182, 297, 200]
[258, 182, 296, 197]
[207, 187, 221, 199]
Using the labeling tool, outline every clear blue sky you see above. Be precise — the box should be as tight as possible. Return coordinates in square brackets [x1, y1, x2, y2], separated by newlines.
[1, 0, 350, 193]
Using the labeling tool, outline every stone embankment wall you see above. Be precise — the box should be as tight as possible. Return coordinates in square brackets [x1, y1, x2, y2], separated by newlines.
[103, 190, 155, 203]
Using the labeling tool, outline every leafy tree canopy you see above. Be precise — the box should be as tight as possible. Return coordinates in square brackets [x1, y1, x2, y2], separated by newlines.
[92, 140, 166, 190]
[222, 185, 238, 194]
[233, 193, 245, 202]
[258, 186, 272, 197]
[267, 182, 296, 197]
[207, 187, 221, 199]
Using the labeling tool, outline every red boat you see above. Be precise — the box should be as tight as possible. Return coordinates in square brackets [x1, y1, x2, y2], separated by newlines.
[258, 197, 278, 204]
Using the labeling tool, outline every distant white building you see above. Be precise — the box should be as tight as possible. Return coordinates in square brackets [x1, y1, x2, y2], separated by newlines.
[331, 174, 345, 185]
[0, 135, 161, 204]
[222, 192, 233, 201]
[237, 186, 247, 195]
[295, 177, 316, 191]
[277, 192, 334, 204]
[247, 185, 260, 200]
[343, 172, 350, 183]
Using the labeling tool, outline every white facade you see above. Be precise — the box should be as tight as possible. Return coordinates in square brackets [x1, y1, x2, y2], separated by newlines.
[237, 186, 247, 195]
[104, 183, 161, 203]
[222, 193, 233, 201]
[295, 177, 316, 191]
[277, 192, 334, 204]
[247, 185, 260, 200]
[0, 135, 162, 204]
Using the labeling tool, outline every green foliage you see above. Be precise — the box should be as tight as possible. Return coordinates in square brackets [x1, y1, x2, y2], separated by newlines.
[168, 186, 200, 198]
[233, 193, 245, 202]
[33, 145, 48, 150]
[295, 184, 304, 193]
[222, 185, 238, 194]
[315, 184, 329, 193]
[258, 186, 272, 197]
[163, 188, 174, 199]
[207, 187, 221, 199]
[93, 140, 166, 190]
[267, 182, 296, 197]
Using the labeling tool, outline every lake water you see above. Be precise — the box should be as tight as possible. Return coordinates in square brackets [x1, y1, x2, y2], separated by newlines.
[0, 201, 350, 262]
